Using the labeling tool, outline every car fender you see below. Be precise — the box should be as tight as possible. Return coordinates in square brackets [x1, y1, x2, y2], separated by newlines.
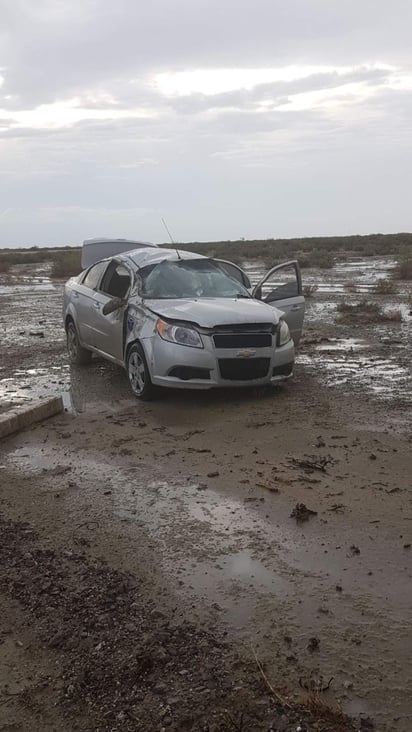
[64, 301, 80, 331]
[124, 305, 156, 367]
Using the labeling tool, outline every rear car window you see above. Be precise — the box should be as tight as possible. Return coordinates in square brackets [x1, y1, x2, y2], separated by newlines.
[81, 261, 108, 290]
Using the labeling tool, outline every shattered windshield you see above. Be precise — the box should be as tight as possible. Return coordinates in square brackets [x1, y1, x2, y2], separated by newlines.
[140, 259, 250, 299]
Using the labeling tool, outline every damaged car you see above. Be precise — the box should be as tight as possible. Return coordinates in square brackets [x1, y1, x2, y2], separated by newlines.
[63, 238, 305, 399]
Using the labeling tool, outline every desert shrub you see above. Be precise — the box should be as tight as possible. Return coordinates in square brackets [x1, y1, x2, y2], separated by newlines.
[295, 252, 334, 269]
[303, 284, 318, 298]
[393, 258, 412, 280]
[171, 233, 412, 264]
[51, 250, 81, 278]
[337, 300, 402, 323]
[344, 280, 358, 292]
[317, 253, 334, 269]
[372, 278, 397, 295]
[0, 258, 11, 273]
[337, 301, 379, 315]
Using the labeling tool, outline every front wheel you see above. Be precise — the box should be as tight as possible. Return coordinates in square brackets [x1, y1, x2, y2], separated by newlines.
[127, 343, 154, 400]
[66, 321, 92, 365]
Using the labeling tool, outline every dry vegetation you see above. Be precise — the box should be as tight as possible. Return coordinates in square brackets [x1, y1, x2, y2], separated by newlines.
[372, 278, 397, 295]
[0, 247, 81, 278]
[298, 252, 334, 269]
[337, 300, 402, 323]
[173, 232, 412, 266]
[0, 248, 58, 266]
[303, 691, 350, 732]
[303, 284, 318, 298]
[344, 280, 359, 292]
[393, 257, 412, 280]
[0, 233, 411, 278]
[0, 259, 10, 273]
[50, 250, 82, 278]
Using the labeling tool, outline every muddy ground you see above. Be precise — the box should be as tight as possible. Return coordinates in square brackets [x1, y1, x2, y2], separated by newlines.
[0, 257, 411, 731]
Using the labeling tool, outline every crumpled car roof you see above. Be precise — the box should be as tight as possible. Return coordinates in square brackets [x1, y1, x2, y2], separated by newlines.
[123, 247, 208, 270]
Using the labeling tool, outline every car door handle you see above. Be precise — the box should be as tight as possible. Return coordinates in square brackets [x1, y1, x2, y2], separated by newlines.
[72, 291, 79, 299]
[93, 301, 101, 309]
[291, 305, 302, 311]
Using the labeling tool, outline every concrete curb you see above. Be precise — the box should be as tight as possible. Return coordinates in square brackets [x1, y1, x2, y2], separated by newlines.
[0, 397, 64, 440]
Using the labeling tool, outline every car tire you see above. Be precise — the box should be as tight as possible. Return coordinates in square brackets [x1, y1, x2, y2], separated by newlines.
[127, 343, 155, 400]
[66, 321, 92, 365]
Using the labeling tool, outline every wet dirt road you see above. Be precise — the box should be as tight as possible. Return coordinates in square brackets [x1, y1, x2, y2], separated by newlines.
[0, 257, 411, 731]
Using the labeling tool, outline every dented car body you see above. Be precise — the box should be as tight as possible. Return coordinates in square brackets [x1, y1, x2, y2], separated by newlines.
[63, 240, 305, 399]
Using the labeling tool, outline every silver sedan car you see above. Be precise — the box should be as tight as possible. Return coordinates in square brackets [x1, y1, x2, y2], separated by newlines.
[63, 239, 305, 399]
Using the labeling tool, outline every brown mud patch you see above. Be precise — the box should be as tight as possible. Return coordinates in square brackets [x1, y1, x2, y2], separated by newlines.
[0, 514, 358, 732]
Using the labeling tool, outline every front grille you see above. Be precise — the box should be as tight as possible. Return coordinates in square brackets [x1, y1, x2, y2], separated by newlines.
[212, 322, 274, 349]
[212, 323, 274, 333]
[218, 358, 270, 381]
[213, 333, 272, 349]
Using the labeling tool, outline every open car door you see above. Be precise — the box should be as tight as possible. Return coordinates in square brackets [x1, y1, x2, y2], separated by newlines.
[252, 260, 305, 347]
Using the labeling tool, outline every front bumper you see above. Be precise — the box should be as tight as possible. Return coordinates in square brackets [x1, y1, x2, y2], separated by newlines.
[144, 333, 294, 390]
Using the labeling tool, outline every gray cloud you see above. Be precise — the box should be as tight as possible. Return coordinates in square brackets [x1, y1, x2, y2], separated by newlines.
[0, 0, 411, 245]
[169, 67, 392, 114]
[1, 0, 411, 108]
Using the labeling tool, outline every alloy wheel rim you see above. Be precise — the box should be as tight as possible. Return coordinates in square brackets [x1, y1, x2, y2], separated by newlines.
[129, 352, 145, 394]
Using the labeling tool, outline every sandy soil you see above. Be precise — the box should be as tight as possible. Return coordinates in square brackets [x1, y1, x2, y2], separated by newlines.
[0, 258, 411, 731]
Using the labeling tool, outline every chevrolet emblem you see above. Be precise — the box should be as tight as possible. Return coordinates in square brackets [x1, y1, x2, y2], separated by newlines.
[236, 349, 256, 358]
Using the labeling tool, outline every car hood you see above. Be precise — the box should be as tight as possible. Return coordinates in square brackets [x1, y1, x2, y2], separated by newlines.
[146, 297, 282, 328]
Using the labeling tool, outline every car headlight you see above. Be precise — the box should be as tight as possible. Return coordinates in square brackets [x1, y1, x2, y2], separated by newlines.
[156, 319, 203, 349]
[277, 320, 291, 346]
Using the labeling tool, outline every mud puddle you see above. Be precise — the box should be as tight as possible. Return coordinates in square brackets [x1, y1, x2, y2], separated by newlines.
[113, 476, 412, 613]
[10, 445, 410, 614]
[0, 282, 55, 294]
[0, 262, 56, 293]
[0, 359, 133, 416]
[334, 258, 396, 274]
[0, 366, 70, 413]
[62, 362, 135, 414]
[298, 337, 411, 404]
[313, 338, 368, 351]
[7, 440, 412, 728]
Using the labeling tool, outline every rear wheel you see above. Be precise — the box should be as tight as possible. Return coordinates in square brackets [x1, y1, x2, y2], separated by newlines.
[127, 343, 154, 400]
[66, 321, 92, 365]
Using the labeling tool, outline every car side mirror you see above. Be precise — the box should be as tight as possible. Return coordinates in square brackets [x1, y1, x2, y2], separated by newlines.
[102, 297, 126, 316]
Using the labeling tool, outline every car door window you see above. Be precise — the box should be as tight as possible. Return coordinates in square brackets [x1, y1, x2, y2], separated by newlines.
[81, 261, 108, 290]
[252, 261, 305, 347]
[254, 262, 300, 303]
[99, 261, 131, 299]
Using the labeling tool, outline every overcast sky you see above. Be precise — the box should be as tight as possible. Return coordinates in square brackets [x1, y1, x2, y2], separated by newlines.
[1, 0, 412, 247]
